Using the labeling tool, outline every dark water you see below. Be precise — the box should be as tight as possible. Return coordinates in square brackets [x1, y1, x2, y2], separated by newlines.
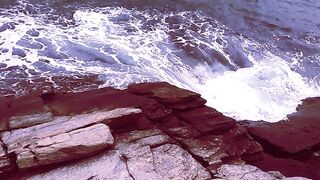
[0, 0, 319, 121]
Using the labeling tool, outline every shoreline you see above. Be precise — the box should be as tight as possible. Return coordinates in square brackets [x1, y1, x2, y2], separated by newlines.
[0, 82, 319, 179]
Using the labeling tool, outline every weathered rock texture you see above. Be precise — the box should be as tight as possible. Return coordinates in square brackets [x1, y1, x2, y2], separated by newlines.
[0, 82, 317, 179]
[28, 151, 133, 180]
[213, 164, 310, 180]
[114, 129, 211, 180]
[15, 123, 113, 169]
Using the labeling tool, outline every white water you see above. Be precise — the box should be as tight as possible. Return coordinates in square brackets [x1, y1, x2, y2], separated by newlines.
[0, 6, 319, 122]
[197, 57, 319, 121]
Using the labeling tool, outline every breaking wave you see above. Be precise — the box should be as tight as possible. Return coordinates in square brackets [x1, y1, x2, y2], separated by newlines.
[0, 3, 319, 121]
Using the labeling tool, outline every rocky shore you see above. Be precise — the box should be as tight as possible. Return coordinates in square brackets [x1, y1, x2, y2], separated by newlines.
[0, 82, 319, 179]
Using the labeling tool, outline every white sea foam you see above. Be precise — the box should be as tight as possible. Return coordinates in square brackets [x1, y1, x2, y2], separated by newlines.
[194, 56, 319, 121]
[0, 6, 319, 122]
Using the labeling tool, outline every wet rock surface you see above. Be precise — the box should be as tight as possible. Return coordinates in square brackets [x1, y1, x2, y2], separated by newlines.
[242, 97, 320, 179]
[0, 65, 104, 97]
[0, 82, 317, 179]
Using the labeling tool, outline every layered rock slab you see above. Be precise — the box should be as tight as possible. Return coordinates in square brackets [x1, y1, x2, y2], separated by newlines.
[214, 164, 310, 180]
[242, 97, 320, 179]
[179, 124, 263, 172]
[129, 82, 263, 173]
[244, 97, 320, 154]
[177, 106, 236, 135]
[26, 129, 211, 180]
[3, 81, 311, 179]
[42, 86, 164, 116]
[27, 151, 133, 180]
[0, 108, 140, 172]
[1, 86, 163, 131]
[16, 123, 113, 169]
[7, 112, 53, 130]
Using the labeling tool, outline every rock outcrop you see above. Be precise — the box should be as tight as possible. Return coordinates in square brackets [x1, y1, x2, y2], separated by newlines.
[242, 97, 320, 179]
[0, 108, 139, 172]
[0, 82, 317, 179]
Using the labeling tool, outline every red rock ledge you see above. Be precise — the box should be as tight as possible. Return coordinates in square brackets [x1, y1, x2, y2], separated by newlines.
[0, 82, 318, 179]
[241, 97, 320, 179]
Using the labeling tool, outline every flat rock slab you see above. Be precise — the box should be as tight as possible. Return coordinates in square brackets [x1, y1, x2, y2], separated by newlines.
[244, 97, 320, 154]
[214, 164, 310, 180]
[2, 108, 140, 145]
[248, 153, 320, 180]
[0, 108, 140, 171]
[16, 123, 113, 169]
[8, 112, 53, 130]
[27, 151, 133, 180]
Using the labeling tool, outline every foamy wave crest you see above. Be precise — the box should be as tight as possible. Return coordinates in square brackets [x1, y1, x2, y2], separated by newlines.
[0, 5, 319, 121]
[196, 55, 319, 121]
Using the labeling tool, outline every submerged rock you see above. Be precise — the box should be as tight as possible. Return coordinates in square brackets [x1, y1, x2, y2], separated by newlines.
[26, 29, 40, 37]
[12, 47, 27, 57]
[0, 22, 15, 32]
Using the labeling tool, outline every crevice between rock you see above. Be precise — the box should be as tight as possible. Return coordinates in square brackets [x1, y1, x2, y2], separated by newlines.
[148, 127, 214, 178]
[119, 154, 135, 180]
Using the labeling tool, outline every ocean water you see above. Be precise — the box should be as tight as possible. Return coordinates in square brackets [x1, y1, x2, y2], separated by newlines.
[0, 0, 319, 122]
